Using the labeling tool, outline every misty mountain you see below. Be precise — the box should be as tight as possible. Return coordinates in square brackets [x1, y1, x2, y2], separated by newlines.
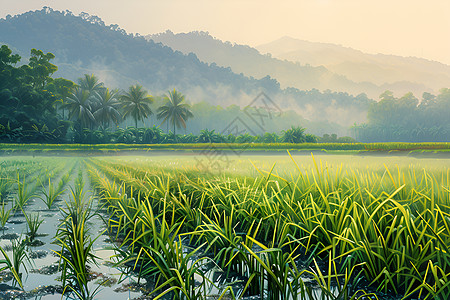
[0, 8, 373, 130]
[148, 31, 384, 98]
[257, 36, 450, 98]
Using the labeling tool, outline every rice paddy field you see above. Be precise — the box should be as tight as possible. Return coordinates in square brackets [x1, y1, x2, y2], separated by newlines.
[0, 153, 449, 300]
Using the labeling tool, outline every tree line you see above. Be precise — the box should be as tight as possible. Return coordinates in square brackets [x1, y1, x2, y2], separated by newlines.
[353, 90, 450, 142]
[0, 46, 325, 144]
[64, 74, 194, 141]
[2, 45, 446, 144]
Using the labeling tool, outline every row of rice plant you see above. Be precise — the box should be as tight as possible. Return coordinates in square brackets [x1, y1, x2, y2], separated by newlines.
[0, 158, 78, 290]
[85, 154, 449, 299]
[0, 155, 447, 299]
[54, 167, 103, 299]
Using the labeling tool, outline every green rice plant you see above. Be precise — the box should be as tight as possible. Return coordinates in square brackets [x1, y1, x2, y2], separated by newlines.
[40, 178, 65, 209]
[54, 186, 102, 300]
[87, 155, 450, 299]
[113, 196, 182, 280]
[405, 260, 450, 299]
[0, 201, 12, 231]
[108, 188, 142, 243]
[310, 253, 379, 300]
[87, 166, 123, 212]
[23, 210, 43, 242]
[0, 238, 28, 289]
[59, 171, 71, 191]
[400, 205, 450, 299]
[194, 206, 260, 275]
[13, 173, 34, 210]
[0, 176, 12, 200]
[147, 237, 213, 300]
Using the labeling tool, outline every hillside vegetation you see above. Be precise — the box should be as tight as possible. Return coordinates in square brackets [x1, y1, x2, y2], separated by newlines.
[0, 8, 373, 127]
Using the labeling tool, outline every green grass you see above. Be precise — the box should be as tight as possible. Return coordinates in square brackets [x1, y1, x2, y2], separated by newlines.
[0, 142, 449, 153]
[23, 210, 43, 242]
[1, 154, 448, 299]
[0, 238, 28, 289]
[85, 154, 450, 299]
[54, 183, 102, 300]
[39, 178, 65, 209]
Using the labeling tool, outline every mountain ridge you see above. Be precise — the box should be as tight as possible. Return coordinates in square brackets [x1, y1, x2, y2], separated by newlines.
[259, 35, 450, 65]
[0, 8, 374, 129]
[256, 36, 450, 92]
[148, 30, 385, 98]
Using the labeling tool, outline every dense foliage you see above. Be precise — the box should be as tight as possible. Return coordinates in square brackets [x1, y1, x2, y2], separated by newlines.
[0, 8, 374, 127]
[0, 45, 324, 144]
[73, 126, 320, 144]
[0, 45, 71, 142]
[353, 90, 450, 142]
[86, 156, 450, 299]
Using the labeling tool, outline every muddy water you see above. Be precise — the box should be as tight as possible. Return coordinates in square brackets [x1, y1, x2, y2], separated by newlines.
[0, 164, 144, 299]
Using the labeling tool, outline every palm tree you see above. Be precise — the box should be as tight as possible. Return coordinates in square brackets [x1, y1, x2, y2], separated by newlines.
[262, 132, 279, 143]
[78, 74, 104, 94]
[157, 89, 193, 135]
[64, 87, 95, 129]
[91, 88, 121, 129]
[120, 85, 153, 128]
[281, 126, 306, 143]
[197, 129, 221, 143]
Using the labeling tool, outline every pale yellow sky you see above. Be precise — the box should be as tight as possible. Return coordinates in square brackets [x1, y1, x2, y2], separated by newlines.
[2, 0, 449, 64]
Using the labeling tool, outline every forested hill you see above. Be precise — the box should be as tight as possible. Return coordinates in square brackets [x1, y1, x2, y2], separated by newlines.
[148, 31, 382, 97]
[148, 31, 440, 99]
[257, 36, 450, 97]
[0, 8, 373, 126]
[0, 8, 274, 95]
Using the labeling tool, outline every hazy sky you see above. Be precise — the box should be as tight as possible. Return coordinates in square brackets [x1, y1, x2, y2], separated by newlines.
[1, 0, 449, 65]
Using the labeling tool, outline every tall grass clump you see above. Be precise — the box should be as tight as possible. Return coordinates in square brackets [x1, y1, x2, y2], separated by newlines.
[23, 210, 43, 242]
[0, 238, 29, 289]
[13, 173, 34, 210]
[86, 154, 450, 299]
[0, 201, 12, 231]
[54, 184, 101, 300]
[40, 178, 65, 209]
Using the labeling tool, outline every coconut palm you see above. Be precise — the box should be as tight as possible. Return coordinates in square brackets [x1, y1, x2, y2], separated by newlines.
[120, 85, 153, 128]
[157, 89, 193, 135]
[91, 88, 121, 129]
[281, 126, 306, 143]
[197, 129, 221, 143]
[64, 87, 95, 129]
[78, 74, 104, 95]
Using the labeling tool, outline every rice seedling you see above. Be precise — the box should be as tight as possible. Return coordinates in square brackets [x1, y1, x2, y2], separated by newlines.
[23, 210, 44, 242]
[0, 238, 29, 289]
[0, 201, 12, 231]
[13, 173, 34, 210]
[54, 184, 102, 300]
[0, 176, 12, 200]
[59, 170, 72, 192]
[39, 178, 65, 209]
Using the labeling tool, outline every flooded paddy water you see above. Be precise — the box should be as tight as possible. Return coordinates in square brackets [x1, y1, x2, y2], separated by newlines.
[0, 153, 448, 299]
